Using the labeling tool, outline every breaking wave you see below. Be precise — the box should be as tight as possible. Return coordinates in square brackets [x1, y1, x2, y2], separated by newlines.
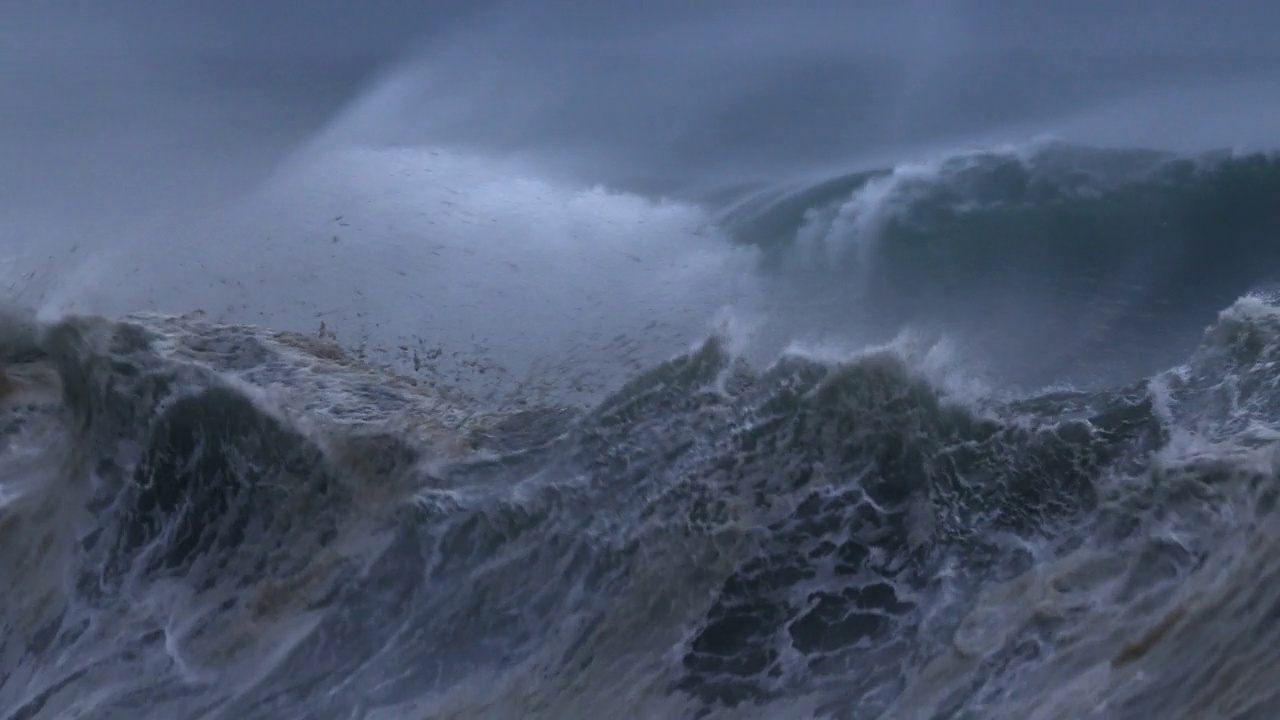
[721, 142, 1280, 387]
[4, 284, 1280, 718]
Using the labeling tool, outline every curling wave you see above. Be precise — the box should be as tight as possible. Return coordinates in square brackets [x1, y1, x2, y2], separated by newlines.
[719, 143, 1280, 387]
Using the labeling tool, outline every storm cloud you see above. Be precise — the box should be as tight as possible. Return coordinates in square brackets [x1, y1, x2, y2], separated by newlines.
[4, 0, 1280, 213]
[335, 0, 1280, 193]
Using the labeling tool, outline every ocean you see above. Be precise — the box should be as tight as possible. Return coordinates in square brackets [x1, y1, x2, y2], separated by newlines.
[3, 4, 1280, 719]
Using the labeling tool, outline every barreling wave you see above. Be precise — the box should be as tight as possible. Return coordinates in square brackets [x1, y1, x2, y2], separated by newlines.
[716, 142, 1280, 387]
[721, 142, 1280, 267]
[3, 286, 1280, 718]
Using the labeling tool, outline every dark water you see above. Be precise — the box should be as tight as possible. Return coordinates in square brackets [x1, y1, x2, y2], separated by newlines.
[720, 143, 1280, 388]
[5, 150, 1280, 716]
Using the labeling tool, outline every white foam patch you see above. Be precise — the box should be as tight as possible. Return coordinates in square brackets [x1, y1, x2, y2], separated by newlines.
[790, 139, 1052, 270]
[37, 144, 761, 405]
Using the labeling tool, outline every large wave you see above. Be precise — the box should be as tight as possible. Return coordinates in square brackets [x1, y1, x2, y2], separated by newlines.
[720, 143, 1280, 388]
[8, 2, 1280, 717]
[3, 283, 1280, 718]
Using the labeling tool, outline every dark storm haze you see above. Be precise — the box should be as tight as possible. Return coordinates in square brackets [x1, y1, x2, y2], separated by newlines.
[4, 3, 1280, 720]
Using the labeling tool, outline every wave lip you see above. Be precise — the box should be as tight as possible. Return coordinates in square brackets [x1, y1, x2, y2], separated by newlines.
[716, 142, 1280, 389]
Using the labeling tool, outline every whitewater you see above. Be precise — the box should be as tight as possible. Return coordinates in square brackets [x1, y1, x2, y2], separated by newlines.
[5, 4, 1280, 719]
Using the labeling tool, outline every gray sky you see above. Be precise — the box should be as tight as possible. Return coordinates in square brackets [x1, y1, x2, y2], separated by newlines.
[362, 0, 1280, 191]
[4, 1, 1280, 220]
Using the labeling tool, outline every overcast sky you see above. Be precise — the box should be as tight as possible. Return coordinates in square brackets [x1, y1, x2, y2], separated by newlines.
[4, 1, 1280, 220]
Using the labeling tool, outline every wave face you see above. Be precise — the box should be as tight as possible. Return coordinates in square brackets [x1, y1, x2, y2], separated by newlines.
[721, 143, 1280, 388]
[3, 284, 1280, 718]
